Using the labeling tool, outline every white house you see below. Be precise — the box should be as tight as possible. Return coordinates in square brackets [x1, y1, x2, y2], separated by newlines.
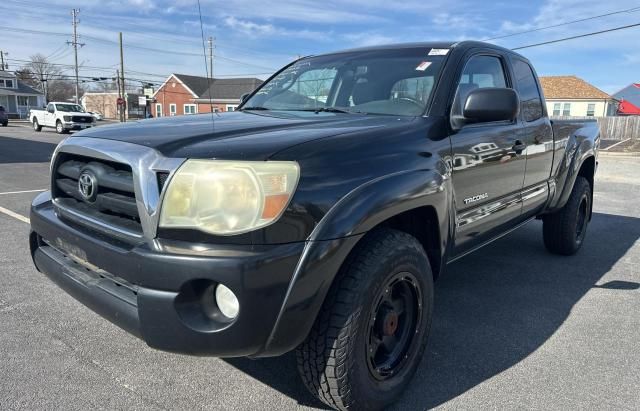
[0, 70, 45, 118]
[539, 75, 617, 117]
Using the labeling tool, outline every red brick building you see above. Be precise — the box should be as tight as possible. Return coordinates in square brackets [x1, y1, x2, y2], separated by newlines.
[152, 74, 263, 117]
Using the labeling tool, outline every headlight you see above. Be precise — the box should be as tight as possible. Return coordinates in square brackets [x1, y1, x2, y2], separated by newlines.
[63, 115, 71, 121]
[159, 160, 300, 235]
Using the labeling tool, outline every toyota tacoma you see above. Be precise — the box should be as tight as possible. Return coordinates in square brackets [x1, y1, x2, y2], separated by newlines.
[29, 41, 599, 410]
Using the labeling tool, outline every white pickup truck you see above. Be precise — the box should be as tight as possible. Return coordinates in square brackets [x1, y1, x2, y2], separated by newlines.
[30, 102, 95, 134]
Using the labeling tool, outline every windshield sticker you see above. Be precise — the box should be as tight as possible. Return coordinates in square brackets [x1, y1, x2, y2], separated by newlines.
[428, 49, 450, 56]
[415, 61, 432, 71]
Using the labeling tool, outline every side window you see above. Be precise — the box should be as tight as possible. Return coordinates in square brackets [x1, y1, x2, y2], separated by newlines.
[452, 55, 508, 123]
[47, 103, 54, 113]
[512, 59, 543, 122]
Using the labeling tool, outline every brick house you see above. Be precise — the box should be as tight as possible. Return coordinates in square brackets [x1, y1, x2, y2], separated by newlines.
[539, 75, 617, 117]
[152, 74, 263, 117]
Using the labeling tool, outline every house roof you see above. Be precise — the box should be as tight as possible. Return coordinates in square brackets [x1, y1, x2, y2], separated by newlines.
[16, 80, 43, 96]
[172, 74, 263, 100]
[539, 76, 612, 100]
[613, 83, 640, 108]
[0, 79, 43, 96]
[618, 99, 640, 115]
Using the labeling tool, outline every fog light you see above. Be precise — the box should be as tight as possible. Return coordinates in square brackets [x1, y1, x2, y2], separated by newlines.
[215, 284, 239, 319]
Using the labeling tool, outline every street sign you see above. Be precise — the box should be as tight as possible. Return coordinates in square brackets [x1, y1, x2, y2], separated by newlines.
[117, 97, 125, 106]
[138, 96, 147, 106]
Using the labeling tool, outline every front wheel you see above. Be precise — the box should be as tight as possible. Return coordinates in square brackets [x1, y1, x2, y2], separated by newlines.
[543, 176, 592, 255]
[296, 228, 434, 411]
[55, 120, 66, 134]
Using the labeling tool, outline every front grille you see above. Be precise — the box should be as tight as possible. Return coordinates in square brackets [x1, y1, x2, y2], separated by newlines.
[72, 116, 92, 123]
[52, 153, 142, 236]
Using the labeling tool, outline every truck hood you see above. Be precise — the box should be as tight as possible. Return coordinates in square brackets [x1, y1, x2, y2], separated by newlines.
[74, 111, 417, 160]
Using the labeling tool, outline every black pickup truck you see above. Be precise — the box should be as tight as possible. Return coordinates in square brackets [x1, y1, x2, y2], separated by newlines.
[29, 41, 599, 410]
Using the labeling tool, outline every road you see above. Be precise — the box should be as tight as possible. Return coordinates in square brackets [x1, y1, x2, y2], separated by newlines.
[0, 123, 639, 410]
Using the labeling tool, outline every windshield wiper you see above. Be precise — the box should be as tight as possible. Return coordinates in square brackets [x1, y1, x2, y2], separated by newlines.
[297, 107, 352, 114]
[241, 106, 270, 111]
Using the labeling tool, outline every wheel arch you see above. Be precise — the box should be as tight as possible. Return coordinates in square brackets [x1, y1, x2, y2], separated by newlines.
[262, 169, 452, 356]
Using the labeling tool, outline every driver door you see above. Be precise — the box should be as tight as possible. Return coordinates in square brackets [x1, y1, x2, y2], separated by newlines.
[45, 104, 56, 127]
[449, 53, 527, 255]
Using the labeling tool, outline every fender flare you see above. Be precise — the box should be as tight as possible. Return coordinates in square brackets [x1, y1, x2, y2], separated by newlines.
[548, 132, 598, 212]
[261, 169, 452, 356]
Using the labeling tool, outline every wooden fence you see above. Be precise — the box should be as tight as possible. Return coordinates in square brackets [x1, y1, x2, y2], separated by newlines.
[551, 116, 640, 140]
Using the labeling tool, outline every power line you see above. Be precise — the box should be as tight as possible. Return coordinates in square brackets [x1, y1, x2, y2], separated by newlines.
[512, 21, 640, 50]
[485, 6, 640, 41]
[0, 25, 277, 71]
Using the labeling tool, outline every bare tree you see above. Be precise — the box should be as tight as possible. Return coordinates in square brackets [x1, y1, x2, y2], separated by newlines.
[21, 54, 80, 103]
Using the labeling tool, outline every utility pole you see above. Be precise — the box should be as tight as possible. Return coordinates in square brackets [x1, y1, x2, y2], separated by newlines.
[208, 37, 215, 80]
[116, 69, 121, 120]
[68, 9, 84, 104]
[0, 51, 7, 70]
[119, 32, 126, 122]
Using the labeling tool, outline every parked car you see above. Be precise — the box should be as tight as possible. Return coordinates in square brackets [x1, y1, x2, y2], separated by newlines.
[30, 102, 95, 134]
[29, 41, 599, 410]
[0, 105, 8, 126]
[88, 111, 103, 121]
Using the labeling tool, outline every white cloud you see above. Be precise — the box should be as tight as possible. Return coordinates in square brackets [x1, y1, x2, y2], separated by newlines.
[223, 16, 329, 40]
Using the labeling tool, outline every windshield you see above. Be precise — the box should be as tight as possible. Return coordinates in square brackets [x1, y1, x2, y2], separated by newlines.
[243, 48, 447, 116]
[56, 104, 85, 113]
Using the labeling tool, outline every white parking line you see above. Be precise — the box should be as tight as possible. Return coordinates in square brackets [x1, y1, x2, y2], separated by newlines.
[0, 205, 29, 224]
[0, 189, 46, 196]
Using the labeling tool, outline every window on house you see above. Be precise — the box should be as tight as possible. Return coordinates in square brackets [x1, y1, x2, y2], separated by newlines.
[17, 96, 30, 106]
[552, 103, 561, 116]
[226, 104, 238, 112]
[562, 103, 571, 116]
[5, 79, 14, 88]
[184, 104, 197, 114]
[169, 103, 176, 116]
[512, 59, 543, 122]
[155, 103, 162, 117]
[587, 103, 596, 116]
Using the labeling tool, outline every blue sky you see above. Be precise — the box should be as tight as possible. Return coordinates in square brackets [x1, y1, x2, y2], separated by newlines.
[3, 0, 639, 94]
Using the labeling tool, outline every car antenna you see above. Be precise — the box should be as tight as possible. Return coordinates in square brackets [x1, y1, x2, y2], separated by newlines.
[196, 0, 218, 131]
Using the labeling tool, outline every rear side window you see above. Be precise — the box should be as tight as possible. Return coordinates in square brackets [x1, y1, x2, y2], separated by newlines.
[512, 59, 543, 122]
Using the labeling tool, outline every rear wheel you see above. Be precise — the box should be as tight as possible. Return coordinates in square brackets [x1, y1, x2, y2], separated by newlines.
[543, 176, 592, 255]
[33, 119, 42, 132]
[296, 228, 434, 411]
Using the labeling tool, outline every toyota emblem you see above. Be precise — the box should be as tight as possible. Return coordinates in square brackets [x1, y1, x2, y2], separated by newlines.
[78, 171, 97, 202]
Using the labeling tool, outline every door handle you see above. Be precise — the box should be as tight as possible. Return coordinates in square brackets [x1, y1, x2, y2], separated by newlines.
[512, 140, 527, 154]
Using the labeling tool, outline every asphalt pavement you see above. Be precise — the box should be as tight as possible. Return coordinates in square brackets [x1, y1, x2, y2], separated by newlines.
[0, 123, 638, 410]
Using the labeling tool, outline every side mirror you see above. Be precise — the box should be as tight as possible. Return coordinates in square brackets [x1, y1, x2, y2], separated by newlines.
[240, 93, 250, 103]
[463, 88, 519, 124]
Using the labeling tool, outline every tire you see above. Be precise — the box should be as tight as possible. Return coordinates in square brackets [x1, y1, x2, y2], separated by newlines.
[55, 120, 66, 134]
[296, 228, 434, 411]
[543, 176, 592, 255]
[33, 119, 42, 132]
